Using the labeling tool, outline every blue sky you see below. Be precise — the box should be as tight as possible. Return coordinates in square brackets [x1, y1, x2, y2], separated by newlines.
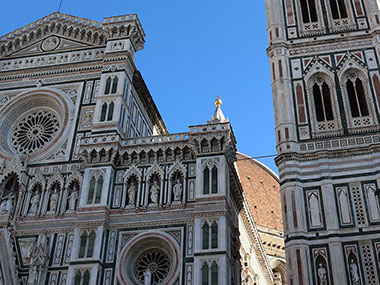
[0, 0, 277, 172]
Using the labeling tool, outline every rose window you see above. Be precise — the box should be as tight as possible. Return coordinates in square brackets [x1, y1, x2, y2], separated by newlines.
[134, 249, 171, 284]
[11, 110, 60, 154]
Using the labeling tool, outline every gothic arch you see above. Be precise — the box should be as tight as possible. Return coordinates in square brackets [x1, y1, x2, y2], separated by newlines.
[167, 162, 186, 180]
[201, 158, 220, 170]
[145, 164, 164, 182]
[47, 172, 64, 190]
[306, 71, 341, 134]
[65, 171, 83, 189]
[123, 165, 142, 184]
[339, 67, 376, 128]
[28, 173, 46, 191]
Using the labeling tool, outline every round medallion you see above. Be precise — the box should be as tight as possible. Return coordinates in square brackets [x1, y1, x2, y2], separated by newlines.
[12, 110, 60, 154]
[0, 89, 74, 161]
[117, 232, 180, 285]
[134, 249, 171, 284]
[41, 36, 60, 51]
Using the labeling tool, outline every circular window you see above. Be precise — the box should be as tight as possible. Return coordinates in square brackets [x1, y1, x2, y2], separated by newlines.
[134, 249, 171, 283]
[117, 232, 180, 285]
[0, 89, 73, 161]
[12, 110, 60, 154]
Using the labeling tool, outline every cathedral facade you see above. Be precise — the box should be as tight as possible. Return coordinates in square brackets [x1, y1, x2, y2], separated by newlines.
[0, 12, 284, 284]
[266, 0, 380, 284]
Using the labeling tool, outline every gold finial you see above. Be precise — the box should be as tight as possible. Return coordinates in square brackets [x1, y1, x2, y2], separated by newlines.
[215, 95, 222, 107]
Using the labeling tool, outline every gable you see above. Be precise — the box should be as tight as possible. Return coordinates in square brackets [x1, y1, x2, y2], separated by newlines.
[0, 12, 107, 59]
[8, 36, 93, 57]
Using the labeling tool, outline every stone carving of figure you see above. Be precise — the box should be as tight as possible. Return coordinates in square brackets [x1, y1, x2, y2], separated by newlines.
[28, 235, 48, 285]
[30, 235, 48, 266]
[28, 264, 38, 285]
[3, 195, 13, 215]
[173, 179, 183, 202]
[0, 199, 7, 215]
[144, 269, 151, 285]
[150, 181, 160, 205]
[68, 191, 78, 211]
[49, 190, 59, 213]
[20, 239, 34, 264]
[350, 259, 360, 284]
[29, 192, 41, 215]
[318, 263, 327, 285]
[128, 183, 137, 206]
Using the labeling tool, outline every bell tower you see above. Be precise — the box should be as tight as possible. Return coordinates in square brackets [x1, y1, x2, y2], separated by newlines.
[266, 0, 380, 284]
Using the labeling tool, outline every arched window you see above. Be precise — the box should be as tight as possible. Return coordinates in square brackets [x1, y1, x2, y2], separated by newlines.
[211, 166, 218, 194]
[100, 103, 107, 122]
[300, 0, 318, 23]
[211, 222, 218, 249]
[87, 175, 103, 204]
[87, 177, 96, 204]
[1, 175, 19, 198]
[202, 263, 209, 285]
[107, 102, 114, 121]
[87, 231, 96, 257]
[111, 76, 118, 94]
[329, 0, 348, 19]
[74, 271, 82, 285]
[211, 262, 218, 285]
[105, 77, 111, 94]
[83, 271, 90, 285]
[94, 176, 103, 204]
[346, 75, 369, 117]
[203, 168, 210, 195]
[204, 165, 218, 195]
[78, 230, 96, 258]
[202, 223, 209, 249]
[312, 80, 334, 122]
[79, 232, 88, 258]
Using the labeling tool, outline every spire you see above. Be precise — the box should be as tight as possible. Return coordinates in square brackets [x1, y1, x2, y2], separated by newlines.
[208, 95, 228, 124]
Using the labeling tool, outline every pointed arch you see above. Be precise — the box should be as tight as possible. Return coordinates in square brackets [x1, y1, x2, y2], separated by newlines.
[100, 103, 107, 122]
[202, 262, 209, 285]
[202, 223, 210, 249]
[105, 77, 112, 94]
[123, 165, 143, 184]
[111, 76, 118, 94]
[145, 164, 164, 182]
[29, 173, 46, 191]
[107, 101, 114, 121]
[168, 161, 187, 181]
[211, 262, 218, 285]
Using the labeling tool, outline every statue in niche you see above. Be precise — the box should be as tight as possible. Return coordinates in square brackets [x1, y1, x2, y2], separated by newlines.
[317, 263, 327, 285]
[149, 180, 160, 205]
[29, 192, 41, 215]
[48, 189, 59, 214]
[350, 259, 360, 284]
[144, 269, 151, 285]
[68, 190, 78, 212]
[173, 179, 183, 203]
[0, 194, 14, 215]
[127, 183, 137, 207]
[0, 198, 7, 215]
[5, 195, 13, 215]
